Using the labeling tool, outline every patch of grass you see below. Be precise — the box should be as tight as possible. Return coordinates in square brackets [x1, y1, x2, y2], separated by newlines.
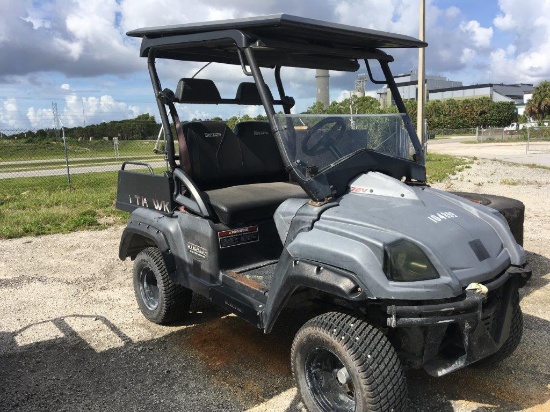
[0, 152, 473, 239]
[0, 172, 128, 239]
[500, 179, 521, 186]
[425, 153, 471, 183]
[519, 162, 550, 171]
[461, 137, 527, 144]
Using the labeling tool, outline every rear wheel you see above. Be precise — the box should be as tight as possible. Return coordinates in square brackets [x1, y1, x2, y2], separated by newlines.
[291, 312, 407, 412]
[133, 247, 192, 324]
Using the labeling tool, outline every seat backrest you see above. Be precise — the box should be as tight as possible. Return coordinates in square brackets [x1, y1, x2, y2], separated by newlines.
[233, 121, 287, 183]
[182, 121, 244, 190]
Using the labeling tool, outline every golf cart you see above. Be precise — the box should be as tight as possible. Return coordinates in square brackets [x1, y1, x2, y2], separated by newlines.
[117, 15, 531, 411]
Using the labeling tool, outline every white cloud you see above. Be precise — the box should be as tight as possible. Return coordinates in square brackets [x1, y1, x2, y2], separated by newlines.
[0, 98, 28, 129]
[0, 0, 140, 78]
[27, 106, 54, 129]
[460, 20, 493, 48]
[487, 0, 550, 83]
[445, 6, 461, 20]
[460, 48, 476, 65]
[61, 83, 70, 90]
[59, 94, 142, 127]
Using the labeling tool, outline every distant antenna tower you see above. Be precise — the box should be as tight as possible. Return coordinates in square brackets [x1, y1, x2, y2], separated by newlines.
[355, 74, 368, 96]
[52, 101, 72, 189]
[52, 102, 61, 136]
[81, 99, 86, 127]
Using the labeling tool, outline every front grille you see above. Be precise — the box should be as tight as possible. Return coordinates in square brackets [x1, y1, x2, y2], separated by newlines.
[481, 284, 505, 339]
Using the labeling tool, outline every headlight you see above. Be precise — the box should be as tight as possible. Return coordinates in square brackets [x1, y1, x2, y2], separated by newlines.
[383, 240, 439, 282]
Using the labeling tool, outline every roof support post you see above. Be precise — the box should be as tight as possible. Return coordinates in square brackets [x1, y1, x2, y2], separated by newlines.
[417, 0, 426, 149]
[242, 47, 276, 120]
[380, 61, 424, 164]
[242, 47, 296, 173]
[148, 49, 177, 170]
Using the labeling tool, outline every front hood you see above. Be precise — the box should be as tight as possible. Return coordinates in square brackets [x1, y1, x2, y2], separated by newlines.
[317, 172, 524, 286]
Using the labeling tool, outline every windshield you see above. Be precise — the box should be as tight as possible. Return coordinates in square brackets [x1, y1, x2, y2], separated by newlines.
[274, 114, 417, 182]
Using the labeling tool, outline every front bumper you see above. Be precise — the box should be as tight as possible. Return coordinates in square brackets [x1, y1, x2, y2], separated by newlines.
[386, 264, 531, 376]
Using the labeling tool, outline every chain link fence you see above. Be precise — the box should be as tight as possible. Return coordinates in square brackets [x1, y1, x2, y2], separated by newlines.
[2, 124, 549, 189]
[0, 128, 168, 188]
[526, 126, 550, 154]
[476, 127, 519, 142]
[474, 126, 550, 153]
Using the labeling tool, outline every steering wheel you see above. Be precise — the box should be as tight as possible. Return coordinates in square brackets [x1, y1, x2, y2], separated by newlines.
[301, 117, 346, 157]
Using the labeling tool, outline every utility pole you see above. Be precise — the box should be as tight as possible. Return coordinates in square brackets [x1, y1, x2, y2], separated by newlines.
[417, 0, 426, 144]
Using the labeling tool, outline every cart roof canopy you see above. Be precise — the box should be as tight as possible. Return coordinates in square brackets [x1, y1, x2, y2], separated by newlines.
[128, 14, 427, 71]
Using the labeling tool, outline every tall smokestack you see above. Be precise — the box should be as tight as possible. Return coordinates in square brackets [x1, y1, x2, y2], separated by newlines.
[316, 69, 330, 108]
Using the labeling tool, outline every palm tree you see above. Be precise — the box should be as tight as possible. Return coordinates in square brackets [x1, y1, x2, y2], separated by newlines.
[525, 81, 550, 121]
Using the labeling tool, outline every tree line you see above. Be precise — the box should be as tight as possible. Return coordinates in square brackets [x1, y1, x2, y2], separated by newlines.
[4, 113, 160, 141]
[3, 113, 271, 142]
[306, 95, 517, 130]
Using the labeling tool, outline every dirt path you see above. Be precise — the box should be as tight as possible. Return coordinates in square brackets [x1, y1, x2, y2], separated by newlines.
[1, 159, 549, 411]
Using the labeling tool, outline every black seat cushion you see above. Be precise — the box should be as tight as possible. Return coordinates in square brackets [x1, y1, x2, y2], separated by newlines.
[205, 182, 307, 225]
[234, 121, 287, 183]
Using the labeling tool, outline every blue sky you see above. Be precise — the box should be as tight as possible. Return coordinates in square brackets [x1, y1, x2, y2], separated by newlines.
[1, 0, 549, 131]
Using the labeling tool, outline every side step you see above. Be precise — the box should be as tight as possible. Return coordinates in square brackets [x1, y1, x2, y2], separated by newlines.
[208, 273, 268, 329]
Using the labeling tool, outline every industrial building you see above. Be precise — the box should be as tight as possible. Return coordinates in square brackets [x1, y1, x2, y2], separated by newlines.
[375, 70, 533, 109]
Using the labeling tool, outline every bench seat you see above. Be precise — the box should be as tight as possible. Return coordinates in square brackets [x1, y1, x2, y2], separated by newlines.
[205, 182, 306, 225]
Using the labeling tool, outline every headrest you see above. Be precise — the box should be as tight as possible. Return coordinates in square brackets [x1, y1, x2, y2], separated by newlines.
[235, 82, 273, 105]
[175, 78, 221, 103]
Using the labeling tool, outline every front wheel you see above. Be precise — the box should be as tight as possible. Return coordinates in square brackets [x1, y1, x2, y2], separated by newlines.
[133, 247, 192, 324]
[291, 312, 407, 412]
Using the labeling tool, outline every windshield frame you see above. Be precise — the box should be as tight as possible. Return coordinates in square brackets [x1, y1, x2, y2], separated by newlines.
[144, 27, 426, 202]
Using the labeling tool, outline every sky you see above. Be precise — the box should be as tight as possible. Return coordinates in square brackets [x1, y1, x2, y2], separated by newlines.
[1, 0, 549, 131]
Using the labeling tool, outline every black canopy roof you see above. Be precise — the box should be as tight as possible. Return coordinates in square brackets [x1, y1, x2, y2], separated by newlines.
[128, 14, 426, 71]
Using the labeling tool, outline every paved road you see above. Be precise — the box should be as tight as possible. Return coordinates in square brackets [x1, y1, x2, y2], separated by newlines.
[428, 136, 550, 167]
[0, 161, 167, 179]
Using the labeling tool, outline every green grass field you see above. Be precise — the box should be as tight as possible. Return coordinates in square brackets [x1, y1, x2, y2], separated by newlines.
[0, 139, 158, 161]
[0, 153, 469, 239]
[0, 172, 128, 239]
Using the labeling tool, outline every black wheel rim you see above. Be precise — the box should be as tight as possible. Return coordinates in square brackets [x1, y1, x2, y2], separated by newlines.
[304, 347, 355, 412]
[139, 266, 159, 311]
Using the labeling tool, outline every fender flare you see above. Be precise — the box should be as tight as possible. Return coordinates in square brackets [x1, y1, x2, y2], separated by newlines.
[451, 192, 525, 246]
[119, 220, 177, 278]
[262, 251, 369, 333]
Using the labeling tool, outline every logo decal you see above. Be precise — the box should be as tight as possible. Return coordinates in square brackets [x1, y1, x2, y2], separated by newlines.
[350, 186, 371, 194]
[427, 212, 458, 223]
[187, 242, 208, 259]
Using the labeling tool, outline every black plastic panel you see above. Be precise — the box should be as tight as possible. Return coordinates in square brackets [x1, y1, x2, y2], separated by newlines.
[116, 170, 175, 213]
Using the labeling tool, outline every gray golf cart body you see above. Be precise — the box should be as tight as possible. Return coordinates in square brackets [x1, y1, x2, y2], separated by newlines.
[117, 14, 530, 377]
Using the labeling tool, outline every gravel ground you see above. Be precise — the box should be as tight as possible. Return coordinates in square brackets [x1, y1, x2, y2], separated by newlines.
[1, 158, 549, 411]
